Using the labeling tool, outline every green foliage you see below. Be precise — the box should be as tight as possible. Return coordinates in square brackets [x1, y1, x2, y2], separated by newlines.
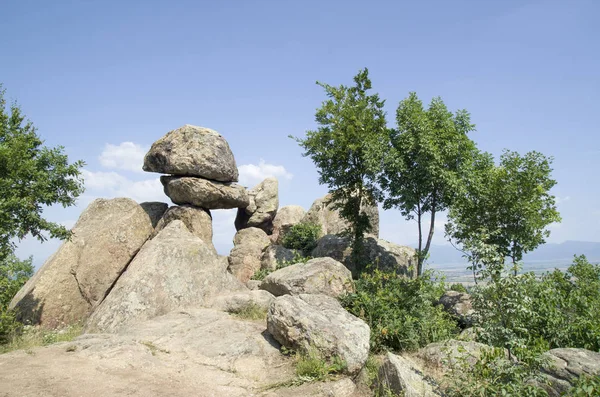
[250, 253, 311, 281]
[281, 222, 321, 255]
[0, 323, 83, 354]
[449, 283, 467, 293]
[0, 86, 85, 258]
[444, 346, 549, 397]
[0, 254, 33, 343]
[340, 269, 459, 352]
[294, 346, 347, 382]
[292, 68, 388, 268]
[567, 375, 600, 397]
[447, 150, 561, 269]
[381, 92, 478, 276]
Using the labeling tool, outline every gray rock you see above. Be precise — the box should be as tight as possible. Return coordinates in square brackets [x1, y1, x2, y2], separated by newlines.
[86, 221, 242, 333]
[267, 294, 370, 375]
[378, 353, 441, 397]
[153, 205, 214, 250]
[211, 290, 275, 314]
[302, 193, 379, 238]
[161, 176, 249, 209]
[228, 228, 271, 283]
[438, 291, 474, 327]
[235, 177, 279, 234]
[311, 235, 416, 277]
[261, 245, 299, 271]
[143, 124, 239, 182]
[417, 339, 498, 370]
[541, 348, 600, 397]
[139, 202, 169, 227]
[270, 205, 306, 244]
[246, 280, 262, 290]
[10, 198, 164, 329]
[260, 257, 353, 298]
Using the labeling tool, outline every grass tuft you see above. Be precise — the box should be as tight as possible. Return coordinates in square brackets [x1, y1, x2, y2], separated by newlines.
[0, 323, 83, 354]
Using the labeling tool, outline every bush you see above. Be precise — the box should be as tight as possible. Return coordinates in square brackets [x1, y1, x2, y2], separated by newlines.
[294, 346, 346, 381]
[281, 222, 321, 255]
[449, 283, 467, 293]
[568, 375, 600, 397]
[0, 254, 33, 344]
[340, 269, 459, 352]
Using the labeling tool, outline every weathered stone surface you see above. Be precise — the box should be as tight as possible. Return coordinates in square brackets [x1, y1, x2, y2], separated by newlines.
[270, 205, 306, 244]
[10, 198, 164, 329]
[438, 291, 474, 327]
[140, 202, 169, 227]
[417, 339, 498, 370]
[211, 290, 275, 314]
[267, 294, 370, 375]
[260, 257, 353, 298]
[153, 205, 213, 249]
[261, 245, 299, 271]
[143, 124, 239, 182]
[235, 177, 279, 234]
[262, 378, 358, 397]
[246, 280, 262, 290]
[228, 228, 271, 283]
[161, 176, 249, 209]
[302, 194, 379, 238]
[540, 348, 600, 397]
[311, 235, 416, 277]
[378, 353, 441, 397]
[86, 221, 243, 333]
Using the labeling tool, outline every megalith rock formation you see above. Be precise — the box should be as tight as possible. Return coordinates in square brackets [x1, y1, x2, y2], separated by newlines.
[227, 227, 271, 283]
[270, 205, 306, 244]
[152, 205, 214, 250]
[10, 198, 166, 328]
[235, 177, 279, 234]
[161, 176, 249, 209]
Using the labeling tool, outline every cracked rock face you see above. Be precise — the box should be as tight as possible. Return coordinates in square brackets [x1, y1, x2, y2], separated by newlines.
[161, 176, 249, 209]
[377, 353, 441, 397]
[235, 177, 279, 234]
[541, 348, 600, 396]
[9, 198, 166, 329]
[143, 124, 239, 182]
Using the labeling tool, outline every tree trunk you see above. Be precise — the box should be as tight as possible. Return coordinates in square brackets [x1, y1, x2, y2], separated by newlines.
[417, 204, 422, 278]
[421, 207, 436, 277]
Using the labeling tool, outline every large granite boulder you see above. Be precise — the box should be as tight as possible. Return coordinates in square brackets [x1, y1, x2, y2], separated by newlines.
[143, 124, 239, 182]
[302, 193, 379, 238]
[85, 221, 242, 333]
[417, 339, 499, 370]
[438, 291, 474, 327]
[377, 353, 441, 397]
[270, 205, 306, 244]
[540, 348, 600, 397]
[227, 228, 271, 283]
[260, 257, 353, 298]
[267, 294, 370, 375]
[153, 205, 213, 248]
[235, 177, 279, 234]
[312, 235, 416, 277]
[10, 198, 166, 328]
[260, 245, 299, 272]
[161, 176, 249, 209]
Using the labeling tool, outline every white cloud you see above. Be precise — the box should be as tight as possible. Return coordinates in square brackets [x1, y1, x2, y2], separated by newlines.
[556, 196, 571, 204]
[81, 169, 167, 204]
[238, 159, 293, 187]
[211, 209, 237, 255]
[99, 142, 148, 173]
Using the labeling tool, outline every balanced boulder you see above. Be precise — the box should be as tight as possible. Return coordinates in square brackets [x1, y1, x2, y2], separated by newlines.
[10, 198, 166, 328]
[161, 176, 249, 209]
[235, 177, 279, 234]
[270, 205, 306, 244]
[153, 205, 214, 250]
[260, 257, 353, 298]
[228, 227, 271, 283]
[267, 294, 370, 375]
[143, 124, 239, 182]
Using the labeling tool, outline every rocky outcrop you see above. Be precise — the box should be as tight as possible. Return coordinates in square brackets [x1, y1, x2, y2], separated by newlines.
[260, 257, 353, 298]
[86, 221, 242, 333]
[211, 290, 275, 314]
[10, 198, 165, 329]
[235, 177, 279, 234]
[228, 228, 271, 283]
[267, 294, 370, 375]
[377, 353, 441, 397]
[540, 348, 600, 397]
[311, 235, 416, 277]
[161, 176, 249, 209]
[260, 245, 299, 271]
[438, 291, 474, 327]
[143, 124, 239, 182]
[302, 193, 379, 238]
[417, 339, 498, 370]
[270, 205, 306, 244]
[153, 205, 213, 247]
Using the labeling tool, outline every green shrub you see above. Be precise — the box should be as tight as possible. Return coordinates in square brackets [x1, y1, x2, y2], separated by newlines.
[281, 222, 321, 255]
[1, 323, 83, 354]
[567, 375, 600, 397]
[340, 269, 459, 352]
[449, 283, 467, 293]
[294, 346, 346, 382]
[0, 254, 33, 344]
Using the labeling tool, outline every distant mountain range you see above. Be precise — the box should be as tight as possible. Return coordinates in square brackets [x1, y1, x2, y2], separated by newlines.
[422, 240, 600, 267]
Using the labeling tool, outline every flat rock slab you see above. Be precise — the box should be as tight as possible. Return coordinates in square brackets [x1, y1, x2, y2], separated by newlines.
[161, 176, 249, 209]
[0, 309, 362, 397]
[143, 124, 239, 182]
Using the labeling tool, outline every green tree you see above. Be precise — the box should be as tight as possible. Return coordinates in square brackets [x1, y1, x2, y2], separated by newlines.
[446, 150, 561, 274]
[292, 68, 387, 272]
[380, 92, 477, 276]
[0, 85, 85, 259]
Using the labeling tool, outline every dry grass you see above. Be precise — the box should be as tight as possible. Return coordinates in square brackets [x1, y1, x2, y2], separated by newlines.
[0, 323, 83, 354]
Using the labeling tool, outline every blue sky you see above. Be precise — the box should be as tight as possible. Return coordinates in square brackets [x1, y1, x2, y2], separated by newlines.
[1, 0, 599, 266]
